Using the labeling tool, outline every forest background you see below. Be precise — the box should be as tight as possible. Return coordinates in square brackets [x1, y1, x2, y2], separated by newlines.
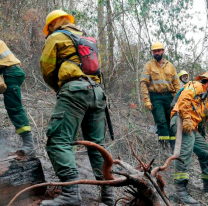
[0, 0, 208, 204]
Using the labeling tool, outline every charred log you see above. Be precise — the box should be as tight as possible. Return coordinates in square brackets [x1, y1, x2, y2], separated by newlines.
[0, 156, 46, 206]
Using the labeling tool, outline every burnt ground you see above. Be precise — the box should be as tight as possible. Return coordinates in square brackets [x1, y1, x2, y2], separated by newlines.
[0, 89, 208, 206]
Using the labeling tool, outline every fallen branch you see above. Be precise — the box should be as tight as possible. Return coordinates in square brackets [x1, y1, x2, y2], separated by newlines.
[151, 155, 183, 177]
[8, 178, 127, 206]
[8, 141, 178, 206]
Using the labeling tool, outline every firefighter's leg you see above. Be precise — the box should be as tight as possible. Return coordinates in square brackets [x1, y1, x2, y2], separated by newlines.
[150, 94, 170, 149]
[164, 93, 175, 151]
[3, 65, 34, 155]
[194, 132, 208, 193]
[173, 131, 200, 205]
[81, 85, 115, 206]
[42, 81, 97, 206]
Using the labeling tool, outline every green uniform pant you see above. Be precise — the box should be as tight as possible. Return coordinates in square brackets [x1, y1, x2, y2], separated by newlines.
[150, 92, 175, 141]
[170, 115, 208, 183]
[46, 80, 106, 181]
[1, 65, 31, 134]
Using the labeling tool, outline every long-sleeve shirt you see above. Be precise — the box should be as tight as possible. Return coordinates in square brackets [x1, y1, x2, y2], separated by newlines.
[140, 59, 181, 103]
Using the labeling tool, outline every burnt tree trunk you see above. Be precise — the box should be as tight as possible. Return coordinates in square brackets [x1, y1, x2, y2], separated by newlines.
[0, 157, 46, 206]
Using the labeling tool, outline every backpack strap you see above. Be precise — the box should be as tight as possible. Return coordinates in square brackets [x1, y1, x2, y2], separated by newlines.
[53, 29, 80, 49]
[53, 30, 80, 65]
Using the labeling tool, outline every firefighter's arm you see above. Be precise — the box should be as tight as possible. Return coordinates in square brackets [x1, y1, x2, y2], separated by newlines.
[172, 68, 181, 94]
[178, 88, 196, 120]
[178, 88, 196, 134]
[140, 65, 153, 110]
[140, 65, 151, 103]
[40, 37, 59, 92]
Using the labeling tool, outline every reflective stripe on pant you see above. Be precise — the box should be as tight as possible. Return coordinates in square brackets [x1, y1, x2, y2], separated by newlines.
[2, 65, 31, 134]
[170, 115, 208, 183]
[46, 81, 106, 180]
[201, 174, 208, 180]
[150, 92, 175, 140]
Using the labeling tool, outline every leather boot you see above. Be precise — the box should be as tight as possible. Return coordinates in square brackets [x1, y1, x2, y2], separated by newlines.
[41, 183, 82, 206]
[169, 140, 175, 153]
[100, 185, 115, 206]
[19, 131, 35, 155]
[174, 181, 201, 205]
[203, 179, 208, 193]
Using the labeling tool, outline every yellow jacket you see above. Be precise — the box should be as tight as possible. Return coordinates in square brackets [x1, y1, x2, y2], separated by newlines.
[171, 81, 208, 130]
[40, 24, 100, 92]
[140, 59, 180, 103]
[0, 40, 20, 68]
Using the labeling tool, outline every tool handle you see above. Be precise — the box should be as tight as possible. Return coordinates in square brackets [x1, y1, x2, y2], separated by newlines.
[174, 116, 183, 156]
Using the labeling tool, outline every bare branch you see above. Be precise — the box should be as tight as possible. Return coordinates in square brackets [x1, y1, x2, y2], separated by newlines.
[71, 141, 114, 180]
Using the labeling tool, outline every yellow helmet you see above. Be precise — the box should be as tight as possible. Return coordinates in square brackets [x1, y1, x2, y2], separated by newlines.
[43, 10, 74, 35]
[195, 71, 208, 81]
[151, 41, 165, 51]
[178, 70, 188, 78]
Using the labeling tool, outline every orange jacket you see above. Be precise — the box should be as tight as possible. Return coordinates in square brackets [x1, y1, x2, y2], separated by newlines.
[140, 59, 180, 103]
[171, 81, 208, 130]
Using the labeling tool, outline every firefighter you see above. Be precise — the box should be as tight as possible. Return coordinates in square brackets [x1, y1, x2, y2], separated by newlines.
[170, 72, 208, 205]
[140, 41, 181, 150]
[178, 70, 189, 87]
[0, 40, 35, 156]
[178, 70, 206, 138]
[40, 10, 114, 206]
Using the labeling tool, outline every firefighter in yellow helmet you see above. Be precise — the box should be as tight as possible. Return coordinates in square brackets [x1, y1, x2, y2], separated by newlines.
[170, 72, 208, 205]
[178, 70, 189, 87]
[40, 10, 114, 206]
[140, 41, 181, 150]
[178, 70, 206, 138]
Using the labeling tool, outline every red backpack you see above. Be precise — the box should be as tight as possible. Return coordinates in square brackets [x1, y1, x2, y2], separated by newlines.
[54, 30, 100, 75]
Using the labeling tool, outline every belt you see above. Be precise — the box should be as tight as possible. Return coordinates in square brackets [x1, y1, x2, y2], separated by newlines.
[61, 77, 88, 85]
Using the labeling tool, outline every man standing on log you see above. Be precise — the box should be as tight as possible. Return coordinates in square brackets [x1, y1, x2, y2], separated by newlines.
[40, 10, 114, 206]
[0, 40, 35, 156]
[140, 41, 181, 151]
[171, 72, 208, 205]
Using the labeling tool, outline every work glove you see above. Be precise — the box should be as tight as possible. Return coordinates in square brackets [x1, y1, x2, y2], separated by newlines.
[182, 118, 193, 135]
[0, 75, 7, 94]
[144, 101, 152, 111]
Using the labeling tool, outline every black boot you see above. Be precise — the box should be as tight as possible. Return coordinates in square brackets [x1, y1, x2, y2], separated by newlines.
[169, 140, 175, 153]
[203, 179, 208, 193]
[159, 140, 168, 150]
[41, 183, 82, 206]
[174, 181, 201, 205]
[18, 131, 35, 155]
[100, 185, 115, 206]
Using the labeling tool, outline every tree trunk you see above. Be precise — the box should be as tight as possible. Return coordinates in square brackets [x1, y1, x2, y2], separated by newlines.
[97, 0, 107, 69]
[106, 0, 114, 82]
[136, 27, 142, 105]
